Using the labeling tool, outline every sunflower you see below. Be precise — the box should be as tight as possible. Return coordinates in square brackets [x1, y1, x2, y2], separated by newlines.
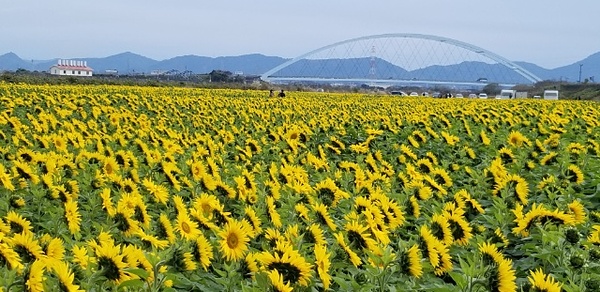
[512, 203, 576, 236]
[497, 147, 515, 164]
[134, 229, 168, 250]
[314, 244, 332, 289]
[486, 258, 517, 292]
[313, 203, 337, 231]
[175, 211, 201, 241]
[0, 239, 23, 271]
[407, 196, 421, 218]
[493, 174, 529, 206]
[486, 158, 508, 185]
[433, 242, 453, 276]
[419, 226, 440, 268]
[398, 244, 423, 278]
[4, 210, 33, 235]
[51, 261, 84, 292]
[566, 164, 584, 185]
[213, 180, 237, 199]
[480, 130, 491, 145]
[25, 259, 46, 292]
[334, 232, 362, 267]
[345, 220, 378, 251]
[445, 212, 473, 246]
[71, 245, 90, 270]
[244, 206, 263, 236]
[464, 146, 477, 160]
[240, 252, 259, 280]
[182, 251, 197, 271]
[258, 243, 313, 287]
[10, 232, 44, 263]
[567, 142, 587, 156]
[412, 130, 427, 144]
[539, 151, 559, 166]
[537, 175, 557, 191]
[43, 237, 65, 265]
[113, 204, 139, 237]
[267, 270, 293, 292]
[399, 144, 418, 161]
[431, 168, 453, 188]
[12, 160, 40, 185]
[97, 189, 115, 217]
[305, 224, 327, 246]
[315, 178, 349, 207]
[416, 158, 434, 174]
[0, 164, 15, 191]
[218, 219, 250, 262]
[101, 156, 120, 178]
[527, 269, 562, 292]
[266, 195, 283, 228]
[567, 200, 586, 224]
[122, 245, 153, 279]
[430, 214, 453, 246]
[64, 200, 82, 234]
[479, 242, 504, 265]
[507, 130, 530, 147]
[295, 203, 311, 222]
[423, 175, 447, 197]
[142, 178, 170, 205]
[491, 228, 510, 247]
[95, 242, 131, 284]
[378, 196, 405, 230]
[408, 135, 420, 148]
[441, 131, 460, 146]
[588, 226, 600, 245]
[544, 134, 561, 149]
[162, 161, 182, 191]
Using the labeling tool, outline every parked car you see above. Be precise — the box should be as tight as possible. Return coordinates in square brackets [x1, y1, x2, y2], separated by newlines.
[455, 93, 464, 98]
[468, 94, 477, 99]
[478, 93, 488, 99]
[390, 91, 407, 96]
[409, 92, 419, 97]
[421, 92, 429, 97]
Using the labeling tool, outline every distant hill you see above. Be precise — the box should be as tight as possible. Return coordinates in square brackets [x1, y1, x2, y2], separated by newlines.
[0, 52, 31, 70]
[1, 51, 599, 83]
[153, 54, 286, 75]
[548, 51, 600, 83]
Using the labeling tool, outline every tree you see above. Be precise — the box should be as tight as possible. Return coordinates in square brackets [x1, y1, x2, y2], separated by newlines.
[208, 70, 232, 82]
[482, 83, 501, 95]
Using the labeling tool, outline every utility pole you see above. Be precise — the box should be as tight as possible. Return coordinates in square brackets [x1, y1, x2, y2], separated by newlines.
[578, 64, 583, 83]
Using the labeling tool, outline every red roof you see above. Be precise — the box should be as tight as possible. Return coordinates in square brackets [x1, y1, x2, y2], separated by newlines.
[52, 65, 93, 71]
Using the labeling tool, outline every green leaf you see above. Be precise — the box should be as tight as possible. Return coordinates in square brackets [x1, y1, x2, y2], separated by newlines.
[117, 279, 145, 290]
[448, 271, 467, 288]
[124, 268, 150, 279]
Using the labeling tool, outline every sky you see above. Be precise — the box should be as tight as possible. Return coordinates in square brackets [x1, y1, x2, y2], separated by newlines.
[1, 0, 599, 69]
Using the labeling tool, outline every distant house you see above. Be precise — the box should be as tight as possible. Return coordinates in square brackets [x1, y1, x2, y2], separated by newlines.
[49, 59, 93, 77]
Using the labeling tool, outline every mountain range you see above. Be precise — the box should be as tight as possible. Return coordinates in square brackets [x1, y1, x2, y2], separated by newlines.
[1, 51, 599, 83]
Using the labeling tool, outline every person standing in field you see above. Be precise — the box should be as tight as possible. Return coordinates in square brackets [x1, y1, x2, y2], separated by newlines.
[269, 89, 274, 97]
[278, 90, 286, 98]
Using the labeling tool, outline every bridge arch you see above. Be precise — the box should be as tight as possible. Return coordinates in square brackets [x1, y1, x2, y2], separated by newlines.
[261, 33, 542, 85]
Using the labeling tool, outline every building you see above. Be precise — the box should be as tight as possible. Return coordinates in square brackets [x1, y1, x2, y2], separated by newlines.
[49, 59, 93, 77]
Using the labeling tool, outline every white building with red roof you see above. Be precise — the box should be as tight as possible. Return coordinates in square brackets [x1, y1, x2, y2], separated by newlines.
[49, 59, 93, 77]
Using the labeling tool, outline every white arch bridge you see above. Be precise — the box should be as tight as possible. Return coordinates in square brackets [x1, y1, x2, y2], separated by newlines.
[260, 33, 542, 87]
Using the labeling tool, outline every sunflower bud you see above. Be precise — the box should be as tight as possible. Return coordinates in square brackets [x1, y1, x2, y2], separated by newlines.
[589, 248, 600, 261]
[585, 279, 600, 292]
[565, 228, 580, 245]
[570, 255, 584, 269]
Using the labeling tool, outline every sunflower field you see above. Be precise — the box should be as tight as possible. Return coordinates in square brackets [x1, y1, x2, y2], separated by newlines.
[0, 82, 600, 291]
